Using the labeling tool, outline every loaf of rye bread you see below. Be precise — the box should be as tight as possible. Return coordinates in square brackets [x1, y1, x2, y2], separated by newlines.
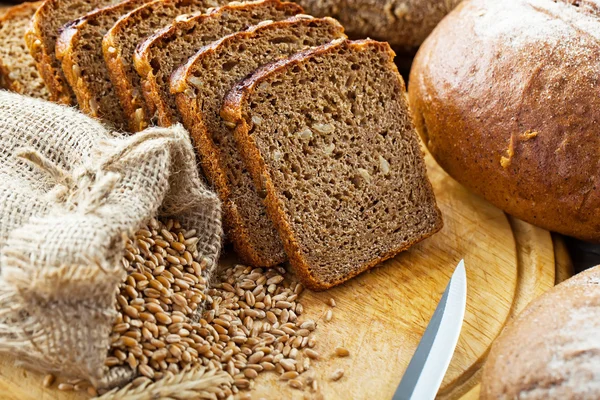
[170, 16, 346, 267]
[481, 265, 600, 399]
[293, 0, 463, 50]
[409, 0, 600, 241]
[0, 1, 49, 99]
[221, 39, 443, 289]
[102, 0, 230, 132]
[25, 0, 121, 104]
[133, 0, 303, 127]
[56, 0, 152, 129]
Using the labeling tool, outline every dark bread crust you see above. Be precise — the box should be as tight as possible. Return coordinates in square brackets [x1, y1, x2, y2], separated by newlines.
[0, 60, 9, 90]
[103, 0, 226, 132]
[409, 0, 600, 242]
[103, 0, 165, 132]
[133, 0, 303, 127]
[294, 0, 463, 50]
[172, 51, 270, 265]
[0, 1, 48, 98]
[56, 0, 150, 129]
[171, 16, 346, 267]
[221, 39, 443, 290]
[481, 265, 600, 399]
[25, 0, 117, 104]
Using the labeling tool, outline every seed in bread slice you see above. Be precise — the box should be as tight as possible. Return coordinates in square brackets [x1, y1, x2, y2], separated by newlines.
[57, 0, 151, 130]
[103, 0, 229, 132]
[0, 2, 49, 99]
[134, 0, 303, 127]
[25, 0, 121, 104]
[171, 16, 346, 267]
[221, 39, 443, 289]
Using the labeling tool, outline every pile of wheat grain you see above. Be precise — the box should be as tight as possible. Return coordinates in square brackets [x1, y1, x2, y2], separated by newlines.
[44, 218, 345, 398]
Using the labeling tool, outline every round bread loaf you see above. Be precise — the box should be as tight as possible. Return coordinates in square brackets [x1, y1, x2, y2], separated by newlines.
[293, 0, 462, 49]
[481, 266, 600, 399]
[408, 0, 600, 241]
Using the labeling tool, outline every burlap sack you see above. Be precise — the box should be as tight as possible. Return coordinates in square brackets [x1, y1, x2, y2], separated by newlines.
[0, 91, 223, 388]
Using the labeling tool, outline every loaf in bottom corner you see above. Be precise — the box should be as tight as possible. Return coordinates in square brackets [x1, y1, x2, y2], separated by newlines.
[481, 265, 600, 400]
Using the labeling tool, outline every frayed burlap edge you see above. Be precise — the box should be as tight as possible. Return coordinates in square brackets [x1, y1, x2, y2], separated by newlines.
[0, 113, 222, 390]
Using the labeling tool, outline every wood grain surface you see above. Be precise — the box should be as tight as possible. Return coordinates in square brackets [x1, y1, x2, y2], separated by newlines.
[0, 149, 570, 400]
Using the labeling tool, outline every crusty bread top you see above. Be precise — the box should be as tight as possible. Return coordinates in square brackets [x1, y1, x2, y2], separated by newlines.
[133, 0, 303, 126]
[25, 0, 120, 104]
[102, 0, 228, 132]
[171, 15, 342, 93]
[0, 1, 49, 98]
[134, 0, 303, 77]
[221, 39, 442, 288]
[56, 0, 151, 129]
[481, 265, 600, 399]
[409, 0, 600, 241]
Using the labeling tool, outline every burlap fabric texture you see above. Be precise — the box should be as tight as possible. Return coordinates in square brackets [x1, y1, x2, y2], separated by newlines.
[0, 91, 223, 389]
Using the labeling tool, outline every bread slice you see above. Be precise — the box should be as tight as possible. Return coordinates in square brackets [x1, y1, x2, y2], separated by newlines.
[170, 16, 346, 267]
[25, 0, 120, 104]
[221, 39, 443, 289]
[56, 0, 151, 130]
[103, 0, 229, 132]
[0, 2, 49, 99]
[134, 0, 303, 127]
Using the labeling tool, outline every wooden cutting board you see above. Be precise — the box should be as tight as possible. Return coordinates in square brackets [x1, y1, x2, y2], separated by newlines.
[0, 151, 571, 399]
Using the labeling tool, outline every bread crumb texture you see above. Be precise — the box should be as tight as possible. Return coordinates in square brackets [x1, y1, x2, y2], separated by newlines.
[225, 39, 442, 288]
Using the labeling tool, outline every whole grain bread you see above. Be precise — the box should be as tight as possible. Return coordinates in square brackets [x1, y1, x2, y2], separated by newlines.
[480, 265, 600, 399]
[133, 0, 303, 127]
[408, 0, 600, 241]
[293, 0, 463, 50]
[0, 1, 49, 99]
[25, 0, 121, 104]
[171, 16, 346, 267]
[56, 0, 152, 129]
[103, 0, 229, 132]
[221, 39, 443, 289]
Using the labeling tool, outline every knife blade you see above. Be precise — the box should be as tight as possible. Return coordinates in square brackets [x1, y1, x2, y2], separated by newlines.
[392, 259, 467, 400]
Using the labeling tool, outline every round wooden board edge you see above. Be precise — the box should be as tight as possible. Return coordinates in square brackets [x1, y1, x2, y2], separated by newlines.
[455, 225, 574, 400]
[443, 217, 557, 400]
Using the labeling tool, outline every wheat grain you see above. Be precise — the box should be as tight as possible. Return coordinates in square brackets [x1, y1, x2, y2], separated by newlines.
[335, 347, 350, 357]
[47, 217, 325, 397]
[330, 368, 344, 381]
[42, 374, 55, 388]
[304, 349, 320, 360]
[280, 371, 300, 381]
[57, 383, 74, 391]
[289, 378, 304, 389]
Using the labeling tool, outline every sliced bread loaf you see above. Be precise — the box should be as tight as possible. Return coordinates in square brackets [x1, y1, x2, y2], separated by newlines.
[0, 2, 49, 99]
[134, 0, 303, 127]
[25, 0, 120, 104]
[103, 0, 228, 132]
[221, 39, 443, 289]
[56, 0, 151, 129]
[170, 16, 346, 267]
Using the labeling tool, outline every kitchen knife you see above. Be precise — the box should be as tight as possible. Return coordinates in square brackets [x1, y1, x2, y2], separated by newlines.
[392, 260, 467, 400]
